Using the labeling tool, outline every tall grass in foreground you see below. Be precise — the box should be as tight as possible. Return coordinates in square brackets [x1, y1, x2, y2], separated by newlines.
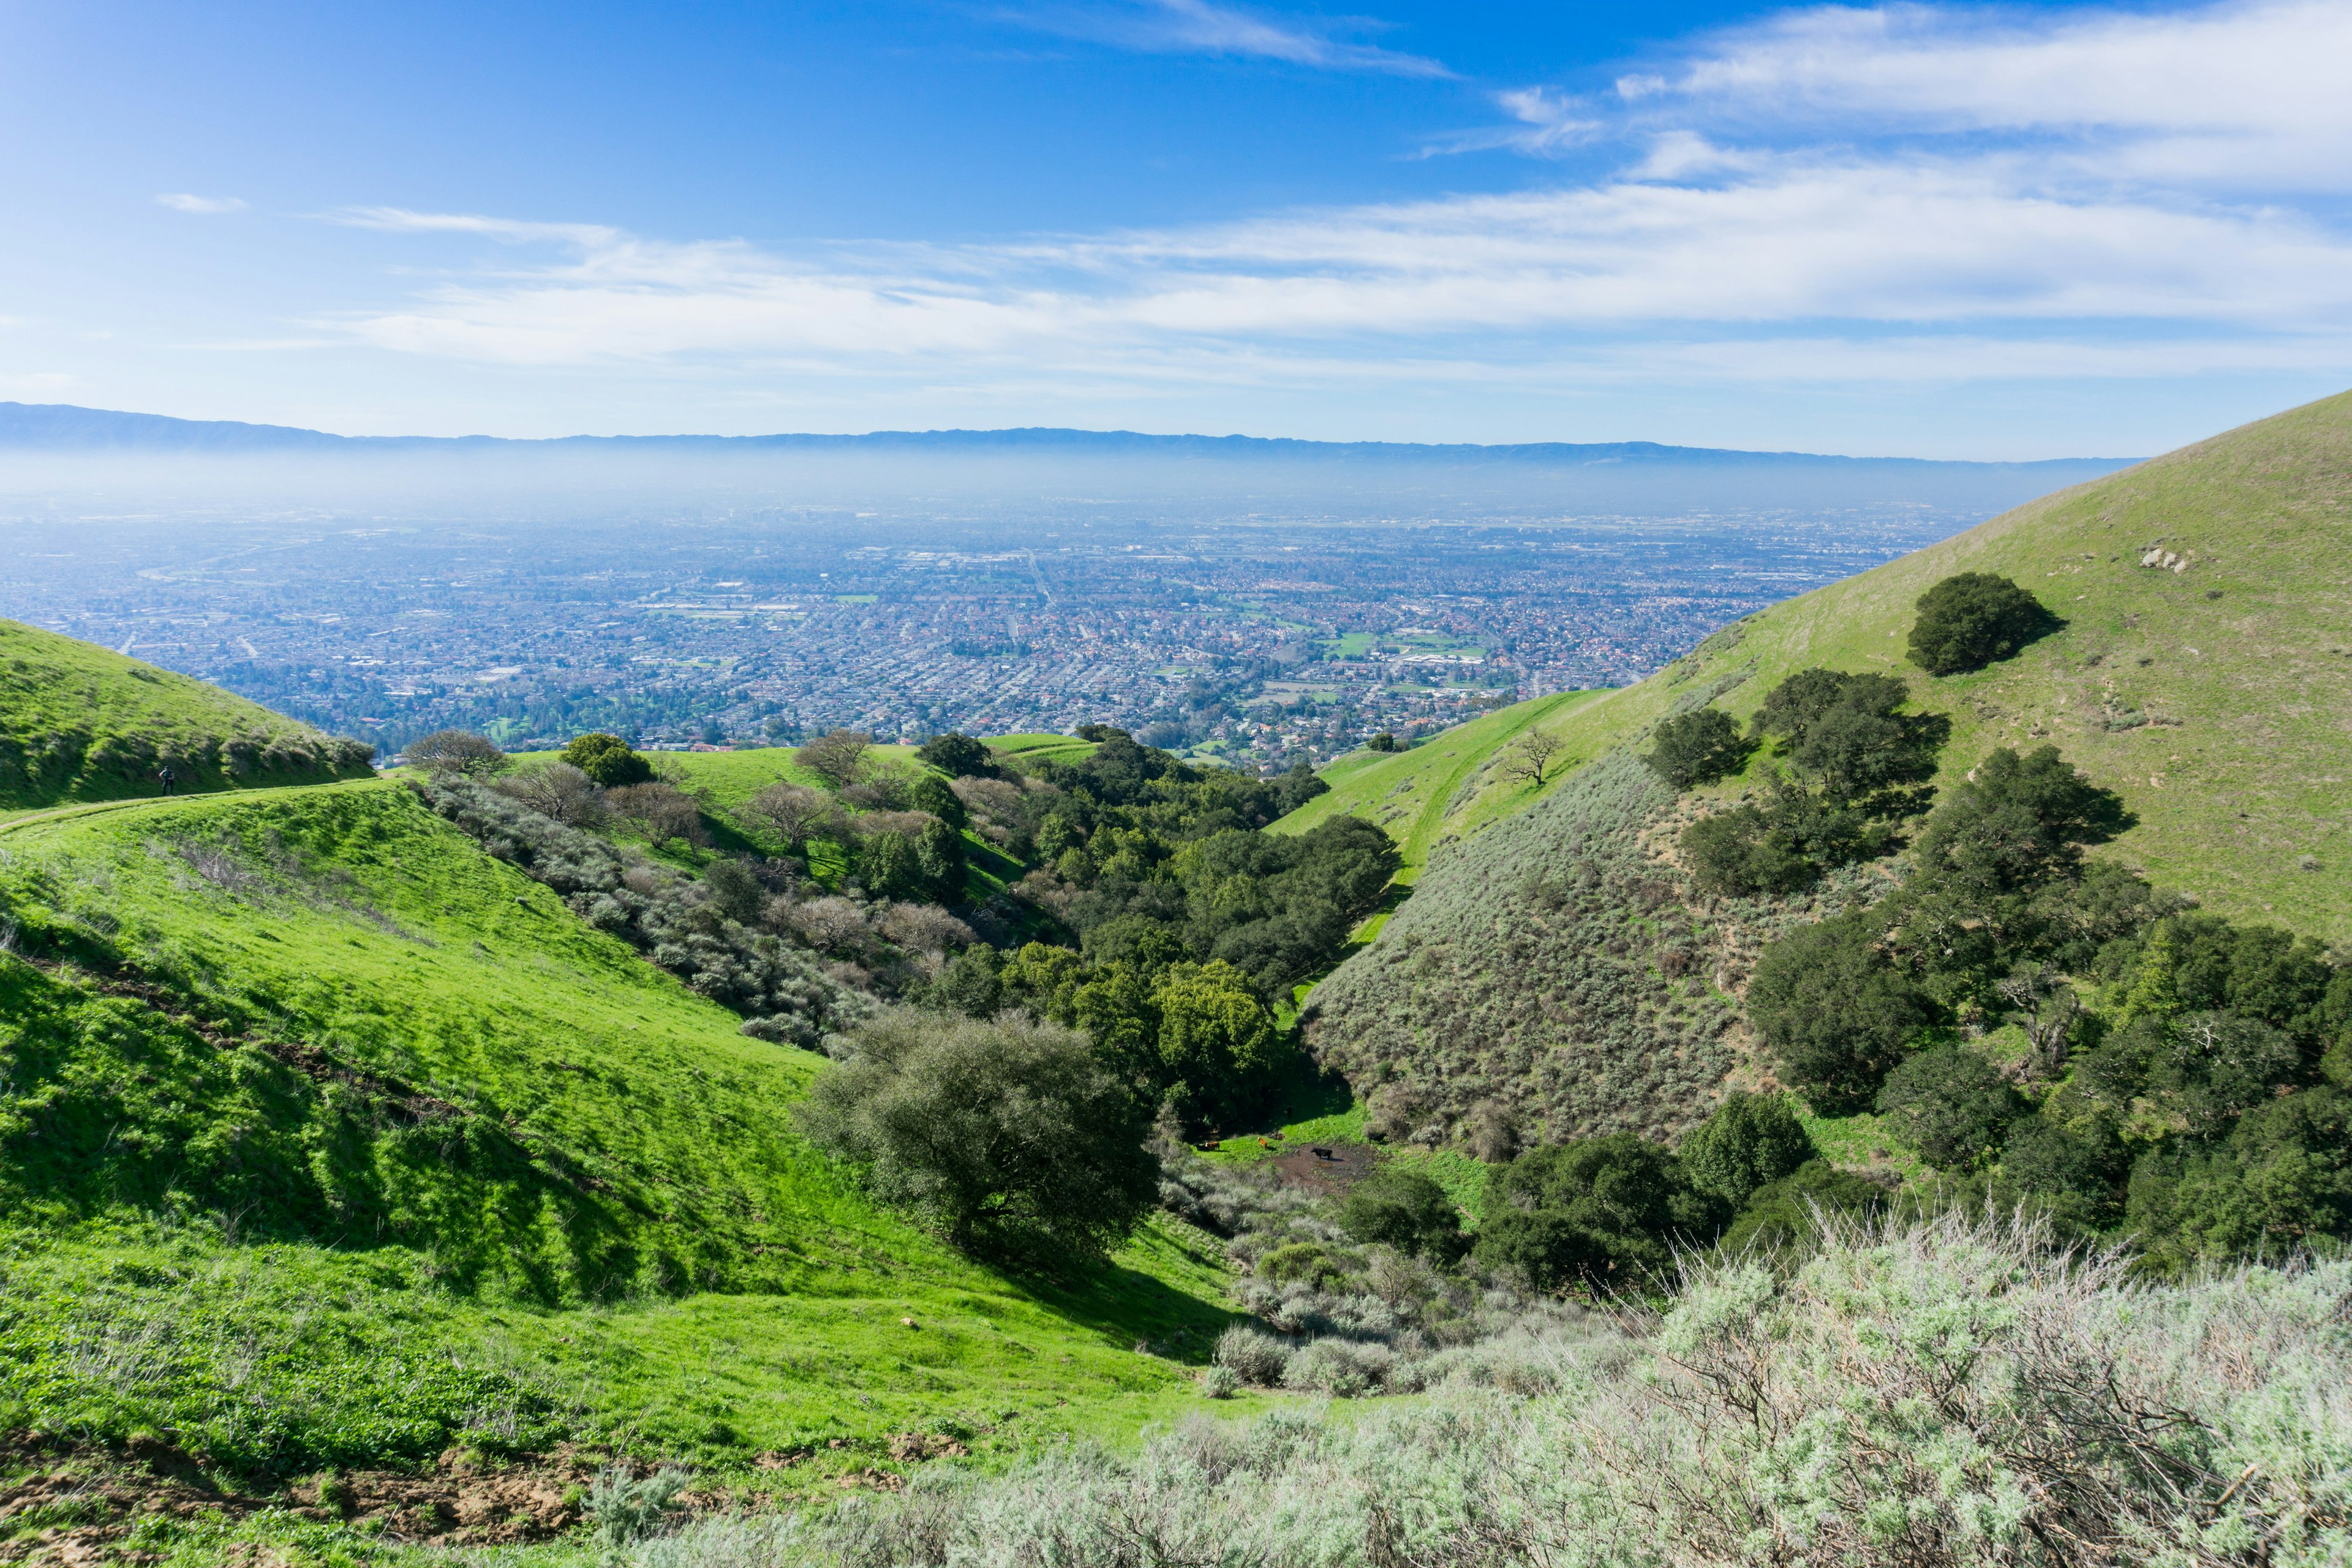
[610, 1210, 2352, 1566]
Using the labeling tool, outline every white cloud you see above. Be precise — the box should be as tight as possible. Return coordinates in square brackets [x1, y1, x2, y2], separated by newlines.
[1610, 0, 2352, 190]
[1005, 0, 1450, 77]
[331, 206, 619, 245]
[318, 0, 2352, 398]
[332, 167, 2352, 366]
[156, 193, 247, 214]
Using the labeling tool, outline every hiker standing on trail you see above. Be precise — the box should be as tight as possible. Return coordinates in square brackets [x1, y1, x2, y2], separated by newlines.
[157, 766, 175, 797]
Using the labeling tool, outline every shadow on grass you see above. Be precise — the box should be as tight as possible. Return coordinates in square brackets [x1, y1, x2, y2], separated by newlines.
[1012, 1243, 1243, 1365]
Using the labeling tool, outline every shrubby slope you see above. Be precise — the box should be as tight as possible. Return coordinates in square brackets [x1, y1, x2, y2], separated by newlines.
[657, 1214, 2352, 1568]
[1303, 748, 1887, 1146]
[0, 619, 373, 812]
[1300, 390, 2352, 1144]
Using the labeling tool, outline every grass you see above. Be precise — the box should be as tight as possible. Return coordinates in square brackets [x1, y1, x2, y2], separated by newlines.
[1270, 692, 1605, 880]
[0, 619, 372, 814]
[1278, 390, 2352, 941]
[0, 780, 1251, 1482]
[984, 733, 1099, 767]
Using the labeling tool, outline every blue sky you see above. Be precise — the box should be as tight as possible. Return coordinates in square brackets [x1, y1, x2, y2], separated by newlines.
[3, 0, 2348, 456]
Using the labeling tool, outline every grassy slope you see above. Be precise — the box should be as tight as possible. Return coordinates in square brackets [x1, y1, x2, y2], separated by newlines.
[1271, 693, 1605, 882]
[0, 782, 1242, 1474]
[0, 620, 371, 813]
[1280, 390, 2352, 941]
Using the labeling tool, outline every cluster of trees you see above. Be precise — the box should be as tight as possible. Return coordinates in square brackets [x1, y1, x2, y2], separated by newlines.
[1473, 1093, 1880, 1288]
[1010, 732, 1394, 992]
[1667, 669, 1950, 895]
[1738, 741, 2352, 1264]
[1650, 573, 2055, 896]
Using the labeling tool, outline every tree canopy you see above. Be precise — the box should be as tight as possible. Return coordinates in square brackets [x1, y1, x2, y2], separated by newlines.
[560, 732, 652, 788]
[794, 1009, 1159, 1260]
[1907, 572, 2056, 676]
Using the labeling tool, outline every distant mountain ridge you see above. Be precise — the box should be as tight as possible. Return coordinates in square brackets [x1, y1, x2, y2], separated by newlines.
[0, 401, 2128, 476]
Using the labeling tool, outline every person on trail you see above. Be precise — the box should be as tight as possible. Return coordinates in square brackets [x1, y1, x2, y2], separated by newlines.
[157, 766, 175, 797]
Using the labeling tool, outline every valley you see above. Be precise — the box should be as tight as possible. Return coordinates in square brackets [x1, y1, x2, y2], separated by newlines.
[2, 391, 2350, 1565]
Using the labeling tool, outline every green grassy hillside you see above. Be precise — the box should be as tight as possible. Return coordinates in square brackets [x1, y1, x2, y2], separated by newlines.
[1289, 389, 2352, 941]
[0, 620, 374, 813]
[1272, 693, 1604, 883]
[0, 781, 1243, 1484]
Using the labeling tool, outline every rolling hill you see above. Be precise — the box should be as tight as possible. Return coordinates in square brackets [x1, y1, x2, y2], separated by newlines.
[0, 742, 1240, 1500]
[1295, 389, 2352, 1147]
[0, 619, 375, 812]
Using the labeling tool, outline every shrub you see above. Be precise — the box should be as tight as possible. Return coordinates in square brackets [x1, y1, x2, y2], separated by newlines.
[1645, 708, 1750, 789]
[1214, 1325, 1295, 1385]
[1908, 571, 2056, 676]
[1875, 1048, 2022, 1168]
[1197, 1364, 1241, 1399]
[1259, 1242, 1356, 1289]
[1304, 749, 1722, 1146]
[769, 1215, 2352, 1566]
[1715, 1159, 1887, 1255]
[406, 729, 509, 777]
[1678, 1091, 1813, 1207]
[560, 733, 653, 788]
[1476, 1133, 1716, 1291]
[934, 944, 1004, 1018]
[587, 1464, 690, 1549]
[1747, 911, 1932, 1114]
[1284, 1338, 1392, 1398]
[410, 774, 869, 1041]
[794, 1009, 1159, 1258]
[907, 772, 968, 829]
[1339, 1169, 1466, 1261]
[1909, 745, 2133, 901]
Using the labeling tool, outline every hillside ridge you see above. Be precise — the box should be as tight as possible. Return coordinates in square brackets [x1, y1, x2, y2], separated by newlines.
[1296, 386, 2352, 941]
[0, 619, 374, 812]
[0, 400, 2128, 473]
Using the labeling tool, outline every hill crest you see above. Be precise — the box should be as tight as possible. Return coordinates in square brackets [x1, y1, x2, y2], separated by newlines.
[0, 619, 374, 812]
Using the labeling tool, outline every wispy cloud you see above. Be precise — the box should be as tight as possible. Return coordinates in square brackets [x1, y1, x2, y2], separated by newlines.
[320, 0, 2352, 399]
[156, 193, 247, 214]
[331, 206, 618, 245]
[1610, 0, 2352, 189]
[1005, 0, 1449, 77]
